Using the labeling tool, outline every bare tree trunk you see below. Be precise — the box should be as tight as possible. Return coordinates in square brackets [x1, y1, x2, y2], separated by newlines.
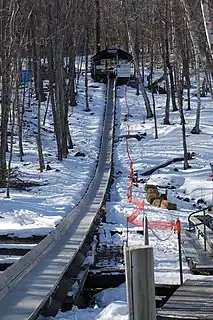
[135, 15, 140, 96]
[140, 33, 145, 83]
[95, 0, 101, 53]
[84, 25, 90, 112]
[170, 0, 178, 112]
[201, 77, 207, 96]
[163, 60, 171, 125]
[200, 0, 213, 59]
[55, 41, 68, 158]
[69, 55, 77, 107]
[17, 93, 24, 161]
[180, 0, 202, 134]
[122, 0, 153, 118]
[30, 6, 45, 171]
[31, 14, 45, 103]
[183, 53, 191, 110]
[36, 54, 45, 172]
[205, 70, 213, 100]
[165, 26, 177, 111]
[0, 1, 10, 186]
[150, 0, 158, 138]
[176, 64, 190, 170]
[76, 52, 83, 86]
[6, 70, 19, 198]
[150, 41, 158, 139]
[191, 59, 201, 133]
[43, 93, 51, 126]
[169, 68, 177, 112]
[47, 40, 63, 161]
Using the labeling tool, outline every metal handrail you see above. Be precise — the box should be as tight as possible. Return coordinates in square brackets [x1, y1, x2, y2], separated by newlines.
[188, 205, 213, 231]
[188, 205, 213, 252]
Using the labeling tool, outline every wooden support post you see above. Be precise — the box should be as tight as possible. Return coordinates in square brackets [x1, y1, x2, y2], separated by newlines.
[125, 245, 156, 320]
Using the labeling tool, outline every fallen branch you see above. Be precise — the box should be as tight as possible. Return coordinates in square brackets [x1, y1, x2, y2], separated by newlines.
[4, 169, 48, 190]
[118, 133, 146, 142]
[140, 153, 195, 176]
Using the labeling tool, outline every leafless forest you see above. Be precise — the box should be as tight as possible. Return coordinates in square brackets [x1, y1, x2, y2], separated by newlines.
[0, 0, 213, 189]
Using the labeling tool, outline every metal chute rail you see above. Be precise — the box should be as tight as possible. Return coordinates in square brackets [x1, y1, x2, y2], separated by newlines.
[0, 77, 116, 320]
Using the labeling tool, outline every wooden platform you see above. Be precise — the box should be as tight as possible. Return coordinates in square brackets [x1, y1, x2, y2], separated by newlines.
[157, 277, 213, 319]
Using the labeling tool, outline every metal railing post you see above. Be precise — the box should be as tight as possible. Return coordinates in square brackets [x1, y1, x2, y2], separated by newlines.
[203, 209, 207, 251]
[144, 215, 149, 245]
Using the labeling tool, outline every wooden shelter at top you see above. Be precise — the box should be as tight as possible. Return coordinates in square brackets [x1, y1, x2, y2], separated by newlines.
[90, 47, 133, 83]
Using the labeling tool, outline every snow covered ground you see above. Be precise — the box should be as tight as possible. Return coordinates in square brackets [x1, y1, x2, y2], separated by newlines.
[0, 78, 105, 237]
[103, 82, 213, 286]
[40, 79, 213, 320]
[2, 70, 213, 319]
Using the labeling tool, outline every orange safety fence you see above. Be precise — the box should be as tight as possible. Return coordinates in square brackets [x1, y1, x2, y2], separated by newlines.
[124, 83, 181, 234]
[127, 210, 180, 231]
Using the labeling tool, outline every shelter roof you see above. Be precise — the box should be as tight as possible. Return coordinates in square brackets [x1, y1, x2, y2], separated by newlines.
[91, 48, 133, 62]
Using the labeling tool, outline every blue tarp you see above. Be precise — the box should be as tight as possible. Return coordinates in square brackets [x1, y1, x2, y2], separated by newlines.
[20, 70, 32, 83]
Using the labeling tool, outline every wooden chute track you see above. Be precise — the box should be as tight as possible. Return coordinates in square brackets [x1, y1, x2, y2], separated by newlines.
[0, 77, 116, 320]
